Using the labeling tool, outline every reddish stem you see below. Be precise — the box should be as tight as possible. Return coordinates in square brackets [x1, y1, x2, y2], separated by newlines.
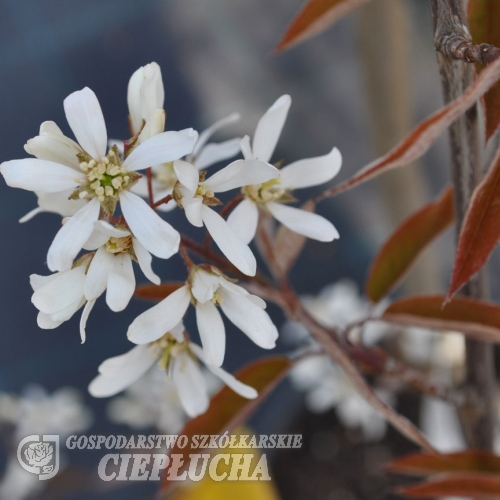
[152, 194, 173, 209]
[146, 167, 154, 207]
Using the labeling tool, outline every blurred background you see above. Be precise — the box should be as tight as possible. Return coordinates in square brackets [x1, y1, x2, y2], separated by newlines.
[0, 0, 478, 498]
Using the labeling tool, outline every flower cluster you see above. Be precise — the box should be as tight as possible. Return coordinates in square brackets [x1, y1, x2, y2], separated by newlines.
[1, 62, 342, 417]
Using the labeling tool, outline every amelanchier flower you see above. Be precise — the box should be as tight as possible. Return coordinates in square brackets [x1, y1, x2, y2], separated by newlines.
[132, 112, 242, 212]
[31, 219, 162, 342]
[128, 265, 278, 367]
[227, 94, 342, 244]
[89, 326, 257, 418]
[1, 87, 197, 272]
[173, 157, 279, 276]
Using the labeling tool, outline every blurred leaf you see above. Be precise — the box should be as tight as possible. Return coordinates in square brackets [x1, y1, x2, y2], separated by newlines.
[319, 57, 500, 199]
[448, 147, 500, 299]
[386, 451, 500, 476]
[273, 200, 314, 275]
[396, 473, 500, 499]
[134, 282, 184, 301]
[383, 295, 500, 342]
[276, 0, 372, 52]
[168, 427, 282, 500]
[161, 356, 292, 494]
[468, 0, 500, 140]
[366, 186, 454, 303]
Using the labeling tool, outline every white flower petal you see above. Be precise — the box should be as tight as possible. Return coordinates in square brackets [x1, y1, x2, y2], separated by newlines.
[172, 351, 209, 417]
[89, 345, 157, 397]
[122, 129, 198, 172]
[132, 238, 160, 285]
[201, 205, 256, 276]
[247, 295, 267, 309]
[127, 62, 165, 135]
[120, 191, 180, 259]
[93, 220, 131, 238]
[24, 121, 82, 169]
[138, 109, 165, 143]
[252, 95, 291, 163]
[37, 312, 64, 329]
[193, 112, 240, 157]
[195, 301, 226, 367]
[106, 253, 136, 312]
[226, 199, 259, 245]
[173, 159, 199, 194]
[278, 147, 342, 190]
[191, 269, 221, 303]
[64, 87, 107, 159]
[79, 299, 96, 343]
[240, 135, 253, 160]
[267, 202, 339, 242]
[19, 207, 43, 223]
[190, 343, 258, 399]
[47, 198, 100, 271]
[194, 138, 241, 170]
[219, 289, 278, 349]
[203, 159, 278, 193]
[1, 159, 80, 192]
[127, 285, 191, 344]
[217, 278, 248, 296]
[37, 189, 87, 218]
[30, 273, 60, 292]
[49, 297, 86, 322]
[83, 229, 109, 251]
[84, 247, 112, 301]
[32, 267, 86, 314]
[170, 322, 186, 342]
[182, 196, 203, 227]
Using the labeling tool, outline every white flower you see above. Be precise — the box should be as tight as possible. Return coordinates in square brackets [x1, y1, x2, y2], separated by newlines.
[226, 95, 342, 244]
[83, 220, 160, 307]
[89, 328, 257, 418]
[1, 87, 197, 272]
[291, 356, 390, 441]
[132, 112, 243, 212]
[31, 219, 162, 342]
[0, 386, 92, 441]
[127, 266, 278, 366]
[173, 157, 278, 276]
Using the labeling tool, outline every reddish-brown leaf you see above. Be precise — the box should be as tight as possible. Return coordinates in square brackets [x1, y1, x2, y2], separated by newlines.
[274, 200, 314, 275]
[386, 451, 500, 476]
[448, 148, 500, 299]
[468, 0, 500, 140]
[276, 0, 372, 52]
[366, 187, 455, 303]
[134, 282, 184, 301]
[396, 473, 500, 499]
[161, 356, 292, 493]
[383, 295, 500, 342]
[317, 56, 500, 200]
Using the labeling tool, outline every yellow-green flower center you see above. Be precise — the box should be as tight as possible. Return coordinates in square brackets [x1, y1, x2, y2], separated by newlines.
[243, 178, 286, 205]
[79, 149, 131, 202]
[105, 236, 133, 254]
